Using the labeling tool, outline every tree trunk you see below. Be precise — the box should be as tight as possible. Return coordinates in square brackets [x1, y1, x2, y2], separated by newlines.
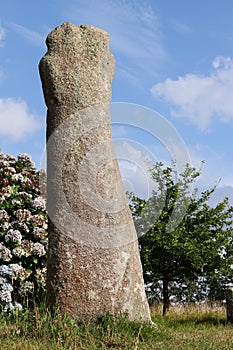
[226, 287, 233, 323]
[162, 278, 170, 316]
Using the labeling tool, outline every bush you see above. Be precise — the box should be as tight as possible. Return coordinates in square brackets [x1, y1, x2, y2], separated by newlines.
[0, 152, 47, 311]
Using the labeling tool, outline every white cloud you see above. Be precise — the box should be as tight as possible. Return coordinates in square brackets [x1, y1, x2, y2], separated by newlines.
[9, 23, 45, 47]
[63, 0, 168, 75]
[185, 142, 233, 198]
[208, 185, 233, 207]
[114, 138, 233, 206]
[151, 56, 233, 131]
[0, 68, 6, 83]
[0, 26, 6, 83]
[0, 98, 41, 141]
[188, 145, 219, 186]
[0, 25, 6, 47]
[113, 139, 156, 198]
[171, 20, 192, 34]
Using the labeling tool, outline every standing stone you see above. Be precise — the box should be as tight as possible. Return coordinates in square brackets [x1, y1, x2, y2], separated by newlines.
[39, 22, 151, 322]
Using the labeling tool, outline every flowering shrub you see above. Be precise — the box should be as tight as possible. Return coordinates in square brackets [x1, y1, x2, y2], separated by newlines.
[0, 152, 47, 311]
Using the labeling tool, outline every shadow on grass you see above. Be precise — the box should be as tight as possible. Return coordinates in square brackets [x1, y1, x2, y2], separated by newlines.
[170, 315, 230, 327]
[152, 313, 231, 328]
[176, 315, 227, 326]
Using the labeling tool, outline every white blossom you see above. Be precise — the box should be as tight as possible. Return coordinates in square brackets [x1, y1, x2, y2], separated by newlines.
[14, 302, 23, 310]
[32, 197, 46, 211]
[17, 153, 35, 168]
[0, 279, 13, 304]
[6, 154, 16, 166]
[0, 160, 10, 168]
[0, 210, 9, 220]
[35, 267, 47, 284]
[4, 302, 22, 312]
[20, 240, 33, 257]
[0, 243, 12, 261]
[0, 281, 13, 302]
[1, 222, 11, 230]
[19, 281, 34, 295]
[3, 167, 16, 175]
[4, 302, 14, 311]
[33, 227, 47, 239]
[18, 191, 32, 199]
[0, 264, 25, 279]
[10, 173, 32, 187]
[1, 281, 13, 293]
[0, 195, 6, 203]
[2, 185, 14, 198]
[22, 177, 32, 187]
[15, 209, 32, 221]
[0, 151, 49, 311]
[0, 276, 8, 285]
[5, 229, 22, 244]
[32, 243, 46, 257]
[16, 221, 29, 233]
[11, 198, 22, 206]
[11, 173, 25, 182]
[30, 214, 47, 228]
[0, 265, 9, 276]
[12, 246, 25, 258]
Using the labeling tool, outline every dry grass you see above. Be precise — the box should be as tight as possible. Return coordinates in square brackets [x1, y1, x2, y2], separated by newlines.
[0, 303, 233, 349]
[150, 301, 226, 317]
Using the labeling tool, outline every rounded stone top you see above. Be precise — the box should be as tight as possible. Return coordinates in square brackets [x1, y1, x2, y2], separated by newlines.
[45, 22, 111, 52]
[39, 22, 115, 112]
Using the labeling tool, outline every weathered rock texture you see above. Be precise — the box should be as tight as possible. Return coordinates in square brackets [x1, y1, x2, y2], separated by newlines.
[39, 22, 151, 322]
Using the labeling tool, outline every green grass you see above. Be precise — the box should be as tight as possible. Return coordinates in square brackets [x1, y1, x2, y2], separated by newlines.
[0, 303, 233, 349]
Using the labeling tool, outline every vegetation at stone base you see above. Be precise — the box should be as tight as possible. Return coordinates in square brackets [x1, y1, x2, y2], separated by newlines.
[0, 302, 233, 349]
[129, 162, 233, 316]
[0, 152, 233, 348]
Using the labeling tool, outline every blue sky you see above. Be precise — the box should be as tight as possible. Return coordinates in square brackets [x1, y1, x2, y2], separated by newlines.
[1, 0, 233, 203]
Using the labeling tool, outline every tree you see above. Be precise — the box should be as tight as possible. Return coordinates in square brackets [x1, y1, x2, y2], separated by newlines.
[129, 162, 233, 315]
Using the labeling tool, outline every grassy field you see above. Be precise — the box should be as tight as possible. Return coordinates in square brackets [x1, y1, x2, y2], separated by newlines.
[0, 303, 233, 349]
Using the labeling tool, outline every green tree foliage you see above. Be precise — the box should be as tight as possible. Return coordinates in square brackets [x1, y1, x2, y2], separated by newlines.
[129, 162, 233, 315]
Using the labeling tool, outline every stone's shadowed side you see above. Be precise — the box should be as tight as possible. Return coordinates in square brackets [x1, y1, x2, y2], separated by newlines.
[39, 22, 151, 322]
